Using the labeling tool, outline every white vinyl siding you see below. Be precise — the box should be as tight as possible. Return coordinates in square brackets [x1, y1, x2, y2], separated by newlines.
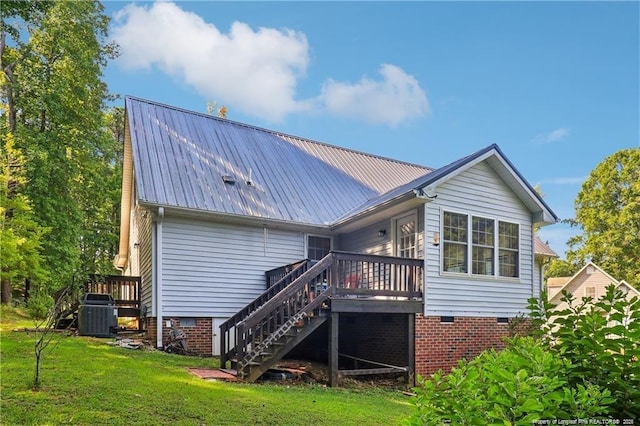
[533, 256, 542, 300]
[160, 216, 305, 317]
[425, 161, 534, 317]
[338, 206, 424, 258]
[125, 205, 153, 314]
[137, 209, 153, 313]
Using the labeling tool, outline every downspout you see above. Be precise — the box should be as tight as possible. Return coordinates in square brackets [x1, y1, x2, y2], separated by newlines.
[156, 207, 165, 349]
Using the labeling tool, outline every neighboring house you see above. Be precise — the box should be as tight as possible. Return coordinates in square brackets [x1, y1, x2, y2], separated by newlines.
[534, 235, 558, 291]
[115, 96, 557, 384]
[548, 262, 640, 310]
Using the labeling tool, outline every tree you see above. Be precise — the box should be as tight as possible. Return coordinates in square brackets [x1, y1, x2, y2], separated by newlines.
[1, 1, 120, 300]
[544, 258, 579, 281]
[0, 134, 47, 303]
[567, 148, 640, 284]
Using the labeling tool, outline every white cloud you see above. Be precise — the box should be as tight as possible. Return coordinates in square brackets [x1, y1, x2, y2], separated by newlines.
[318, 64, 430, 126]
[532, 127, 571, 144]
[111, 2, 429, 125]
[112, 2, 309, 121]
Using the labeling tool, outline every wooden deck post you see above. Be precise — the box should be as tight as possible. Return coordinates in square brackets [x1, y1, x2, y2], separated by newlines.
[329, 311, 339, 387]
[406, 313, 415, 386]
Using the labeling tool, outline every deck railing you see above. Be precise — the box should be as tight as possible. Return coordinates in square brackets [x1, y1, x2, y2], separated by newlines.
[331, 251, 423, 298]
[265, 259, 310, 289]
[220, 259, 311, 366]
[221, 252, 423, 371]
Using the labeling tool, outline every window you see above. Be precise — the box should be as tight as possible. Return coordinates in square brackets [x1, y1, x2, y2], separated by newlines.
[472, 217, 494, 275]
[442, 211, 520, 278]
[584, 286, 596, 300]
[307, 236, 331, 261]
[499, 222, 519, 278]
[443, 212, 468, 273]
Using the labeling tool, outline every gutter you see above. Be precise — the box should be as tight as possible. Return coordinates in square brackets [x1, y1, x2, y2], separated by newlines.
[155, 207, 165, 349]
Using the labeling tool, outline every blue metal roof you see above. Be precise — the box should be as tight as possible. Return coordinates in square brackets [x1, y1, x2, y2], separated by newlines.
[126, 97, 432, 226]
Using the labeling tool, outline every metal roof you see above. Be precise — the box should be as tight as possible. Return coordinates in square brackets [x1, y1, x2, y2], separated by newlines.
[534, 235, 558, 258]
[335, 144, 558, 225]
[126, 96, 431, 226]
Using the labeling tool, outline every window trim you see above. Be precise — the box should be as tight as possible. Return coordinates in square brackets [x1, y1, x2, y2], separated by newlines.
[584, 286, 596, 300]
[440, 209, 521, 280]
[392, 210, 419, 258]
[305, 234, 333, 261]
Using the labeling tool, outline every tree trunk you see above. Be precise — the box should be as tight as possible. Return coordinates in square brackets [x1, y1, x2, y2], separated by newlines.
[1, 279, 11, 305]
[24, 278, 31, 302]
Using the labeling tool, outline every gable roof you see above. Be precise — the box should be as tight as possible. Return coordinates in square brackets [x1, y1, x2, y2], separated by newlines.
[618, 280, 640, 297]
[124, 96, 431, 226]
[549, 262, 620, 303]
[334, 143, 557, 227]
[123, 96, 556, 228]
[547, 277, 570, 287]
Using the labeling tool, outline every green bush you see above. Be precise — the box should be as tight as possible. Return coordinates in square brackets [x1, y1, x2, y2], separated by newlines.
[407, 336, 612, 425]
[26, 291, 53, 320]
[529, 284, 640, 417]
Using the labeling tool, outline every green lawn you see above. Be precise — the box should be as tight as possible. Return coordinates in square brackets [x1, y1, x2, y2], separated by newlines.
[0, 307, 413, 425]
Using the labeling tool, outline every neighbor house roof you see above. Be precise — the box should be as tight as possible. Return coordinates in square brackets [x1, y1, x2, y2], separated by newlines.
[534, 236, 558, 258]
[618, 281, 640, 297]
[549, 262, 620, 303]
[547, 277, 570, 288]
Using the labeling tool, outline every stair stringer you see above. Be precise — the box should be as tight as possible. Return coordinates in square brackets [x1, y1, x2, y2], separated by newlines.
[245, 315, 328, 382]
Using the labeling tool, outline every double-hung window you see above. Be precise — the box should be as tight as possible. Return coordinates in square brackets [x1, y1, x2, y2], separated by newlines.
[443, 212, 468, 273]
[472, 217, 495, 275]
[442, 211, 519, 278]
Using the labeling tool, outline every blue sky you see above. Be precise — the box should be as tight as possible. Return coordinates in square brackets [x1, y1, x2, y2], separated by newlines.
[103, 1, 640, 257]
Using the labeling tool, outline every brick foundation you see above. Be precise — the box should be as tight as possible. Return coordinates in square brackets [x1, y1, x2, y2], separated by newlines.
[415, 315, 512, 376]
[144, 317, 213, 355]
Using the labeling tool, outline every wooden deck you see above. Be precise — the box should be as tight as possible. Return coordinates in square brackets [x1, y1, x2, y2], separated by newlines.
[220, 251, 423, 384]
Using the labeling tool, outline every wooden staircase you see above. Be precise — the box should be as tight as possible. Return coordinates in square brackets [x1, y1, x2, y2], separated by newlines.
[237, 313, 328, 382]
[220, 255, 334, 381]
[219, 252, 424, 382]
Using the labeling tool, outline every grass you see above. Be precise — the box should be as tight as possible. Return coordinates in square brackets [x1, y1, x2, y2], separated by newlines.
[0, 306, 413, 425]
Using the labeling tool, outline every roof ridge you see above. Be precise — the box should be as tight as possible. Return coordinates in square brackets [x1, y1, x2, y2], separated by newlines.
[125, 95, 432, 171]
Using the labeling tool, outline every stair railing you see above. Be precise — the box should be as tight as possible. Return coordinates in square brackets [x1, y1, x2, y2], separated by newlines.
[233, 254, 335, 372]
[219, 259, 311, 367]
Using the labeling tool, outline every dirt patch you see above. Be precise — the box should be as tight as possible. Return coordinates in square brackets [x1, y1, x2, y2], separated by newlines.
[264, 359, 409, 390]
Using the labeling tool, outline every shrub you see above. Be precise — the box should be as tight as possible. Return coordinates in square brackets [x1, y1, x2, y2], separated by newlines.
[408, 336, 612, 425]
[26, 291, 53, 320]
[528, 285, 640, 417]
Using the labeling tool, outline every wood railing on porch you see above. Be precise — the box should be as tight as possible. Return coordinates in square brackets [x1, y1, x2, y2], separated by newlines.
[220, 251, 423, 378]
[219, 259, 312, 365]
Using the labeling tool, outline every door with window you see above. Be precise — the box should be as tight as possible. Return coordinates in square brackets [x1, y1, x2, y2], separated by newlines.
[395, 212, 417, 258]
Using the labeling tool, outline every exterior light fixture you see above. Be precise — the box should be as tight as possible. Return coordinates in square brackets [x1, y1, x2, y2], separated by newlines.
[433, 232, 440, 246]
[378, 229, 386, 237]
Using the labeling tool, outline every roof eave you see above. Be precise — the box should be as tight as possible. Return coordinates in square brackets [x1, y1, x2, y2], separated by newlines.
[137, 201, 334, 234]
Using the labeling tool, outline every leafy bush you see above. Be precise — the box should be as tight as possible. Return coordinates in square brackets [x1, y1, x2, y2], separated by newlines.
[408, 336, 612, 425]
[26, 291, 53, 320]
[529, 285, 640, 417]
